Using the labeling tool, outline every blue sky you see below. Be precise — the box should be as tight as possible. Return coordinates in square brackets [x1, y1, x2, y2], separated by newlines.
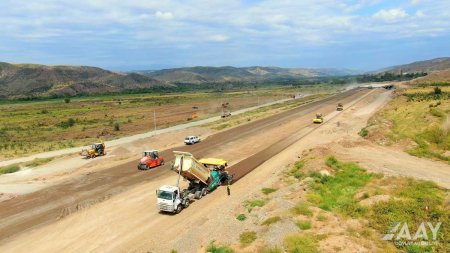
[0, 0, 449, 71]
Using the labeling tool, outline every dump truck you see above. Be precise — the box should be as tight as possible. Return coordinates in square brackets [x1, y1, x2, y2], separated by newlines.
[336, 103, 343, 111]
[313, 113, 323, 124]
[80, 141, 106, 159]
[156, 151, 232, 214]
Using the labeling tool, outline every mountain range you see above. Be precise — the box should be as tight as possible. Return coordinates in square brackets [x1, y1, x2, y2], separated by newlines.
[1, 57, 449, 99]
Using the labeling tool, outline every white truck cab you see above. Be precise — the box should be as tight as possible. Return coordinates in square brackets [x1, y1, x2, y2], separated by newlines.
[184, 136, 200, 145]
[156, 185, 190, 213]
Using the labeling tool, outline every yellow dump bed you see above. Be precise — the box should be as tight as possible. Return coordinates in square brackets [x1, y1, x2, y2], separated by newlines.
[198, 158, 228, 167]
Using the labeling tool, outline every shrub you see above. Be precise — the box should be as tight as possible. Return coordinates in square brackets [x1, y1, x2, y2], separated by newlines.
[236, 214, 247, 221]
[64, 97, 71, 103]
[262, 216, 281, 226]
[434, 86, 442, 95]
[244, 199, 268, 212]
[206, 241, 234, 253]
[284, 234, 319, 253]
[114, 122, 120, 131]
[0, 164, 20, 175]
[291, 202, 313, 217]
[58, 118, 76, 128]
[296, 220, 312, 230]
[24, 157, 54, 167]
[289, 160, 305, 179]
[358, 128, 369, 138]
[239, 231, 257, 245]
[261, 187, 278, 195]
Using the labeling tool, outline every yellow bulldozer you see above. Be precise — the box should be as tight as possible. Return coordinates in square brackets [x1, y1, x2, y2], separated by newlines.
[80, 141, 106, 159]
[313, 113, 323, 124]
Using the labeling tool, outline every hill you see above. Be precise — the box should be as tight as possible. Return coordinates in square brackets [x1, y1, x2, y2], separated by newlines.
[379, 57, 450, 74]
[0, 62, 169, 99]
[139, 66, 360, 84]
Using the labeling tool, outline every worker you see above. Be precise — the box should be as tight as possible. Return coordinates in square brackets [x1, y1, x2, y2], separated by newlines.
[227, 185, 231, 196]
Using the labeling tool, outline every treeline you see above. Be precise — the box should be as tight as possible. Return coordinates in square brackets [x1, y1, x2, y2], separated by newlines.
[357, 72, 427, 83]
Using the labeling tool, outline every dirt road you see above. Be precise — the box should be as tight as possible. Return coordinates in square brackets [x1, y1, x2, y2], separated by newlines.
[0, 88, 368, 244]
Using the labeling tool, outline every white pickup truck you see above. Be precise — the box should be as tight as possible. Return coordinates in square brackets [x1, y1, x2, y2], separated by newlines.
[184, 135, 201, 145]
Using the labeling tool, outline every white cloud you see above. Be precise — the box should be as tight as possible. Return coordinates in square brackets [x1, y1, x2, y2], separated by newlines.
[373, 8, 408, 22]
[411, 0, 421, 5]
[155, 11, 174, 20]
[208, 34, 230, 42]
[416, 10, 425, 17]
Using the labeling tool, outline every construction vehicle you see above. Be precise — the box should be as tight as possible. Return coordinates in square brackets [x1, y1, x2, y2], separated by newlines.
[80, 141, 106, 159]
[156, 151, 232, 214]
[198, 158, 228, 169]
[336, 103, 343, 111]
[313, 113, 323, 124]
[221, 102, 231, 118]
[187, 112, 198, 121]
[138, 150, 165, 170]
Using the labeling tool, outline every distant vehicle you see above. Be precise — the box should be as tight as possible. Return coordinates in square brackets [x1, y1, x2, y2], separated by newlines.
[137, 150, 164, 170]
[80, 141, 106, 159]
[336, 103, 343, 111]
[313, 113, 323, 124]
[184, 136, 201, 145]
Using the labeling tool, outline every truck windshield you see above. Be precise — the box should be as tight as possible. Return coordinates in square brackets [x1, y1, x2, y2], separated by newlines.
[157, 190, 173, 200]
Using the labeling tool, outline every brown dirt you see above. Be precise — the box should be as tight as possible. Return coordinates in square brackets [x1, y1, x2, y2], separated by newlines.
[2, 87, 438, 253]
[0, 89, 366, 244]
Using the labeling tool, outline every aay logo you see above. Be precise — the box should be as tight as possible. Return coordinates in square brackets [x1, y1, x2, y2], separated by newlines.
[382, 222, 442, 246]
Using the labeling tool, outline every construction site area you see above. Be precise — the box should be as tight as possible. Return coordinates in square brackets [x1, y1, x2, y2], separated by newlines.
[1, 84, 448, 253]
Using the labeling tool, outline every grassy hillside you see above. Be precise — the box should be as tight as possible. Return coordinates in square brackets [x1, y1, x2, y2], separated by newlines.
[208, 153, 449, 252]
[364, 85, 450, 163]
[142, 66, 360, 84]
[0, 62, 168, 98]
[379, 57, 450, 74]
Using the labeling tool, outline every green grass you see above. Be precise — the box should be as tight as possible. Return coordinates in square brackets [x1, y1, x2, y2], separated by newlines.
[368, 178, 449, 252]
[283, 234, 319, 253]
[0, 164, 20, 175]
[261, 216, 281, 226]
[236, 214, 247, 221]
[244, 199, 268, 212]
[289, 160, 305, 179]
[24, 157, 54, 167]
[1, 86, 310, 160]
[296, 220, 312, 230]
[261, 187, 278, 195]
[239, 231, 257, 245]
[307, 156, 373, 217]
[206, 241, 234, 253]
[368, 90, 450, 163]
[291, 202, 313, 217]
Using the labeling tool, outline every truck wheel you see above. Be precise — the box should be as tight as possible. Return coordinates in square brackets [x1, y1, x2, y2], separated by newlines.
[201, 188, 207, 196]
[176, 205, 182, 214]
[184, 201, 190, 208]
[195, 191, 202, 199]
[161, 160, 165, 165]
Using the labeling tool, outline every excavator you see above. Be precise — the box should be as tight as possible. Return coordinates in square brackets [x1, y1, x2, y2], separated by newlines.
[80, 141, 106, 159]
